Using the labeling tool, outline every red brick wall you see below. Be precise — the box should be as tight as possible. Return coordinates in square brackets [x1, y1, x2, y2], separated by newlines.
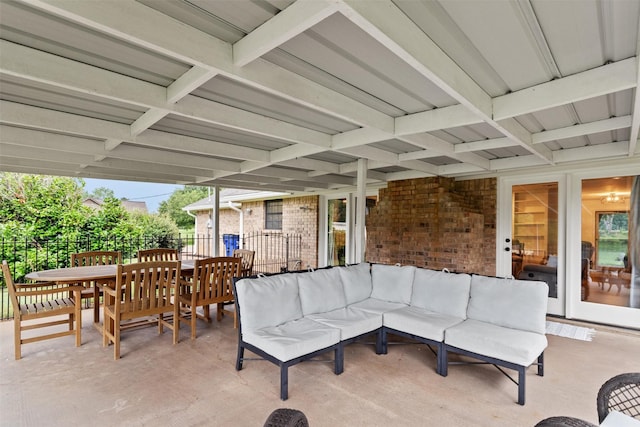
[366, 177, 496, 275]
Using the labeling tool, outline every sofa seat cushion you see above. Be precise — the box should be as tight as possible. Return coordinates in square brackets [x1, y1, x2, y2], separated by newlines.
[444, 319, 548, 366]
[383, 306, 465, 342]
[348, 298, 407, 315]
[243, 317, 340, 362]
[307, 307, 382, 340]
[298, 268, 346, 316]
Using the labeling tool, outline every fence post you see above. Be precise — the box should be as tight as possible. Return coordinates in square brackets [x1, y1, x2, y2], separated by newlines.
[285, 234, 290, 272]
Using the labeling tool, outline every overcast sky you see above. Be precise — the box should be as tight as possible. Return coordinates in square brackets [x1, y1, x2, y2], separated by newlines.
[83, 178, 183, 213]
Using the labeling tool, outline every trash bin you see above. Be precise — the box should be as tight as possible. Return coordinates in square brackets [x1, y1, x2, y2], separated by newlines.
[222, 234, 240, 256]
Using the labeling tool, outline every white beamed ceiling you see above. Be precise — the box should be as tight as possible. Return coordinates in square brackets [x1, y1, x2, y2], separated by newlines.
[1, 0, 639, 193]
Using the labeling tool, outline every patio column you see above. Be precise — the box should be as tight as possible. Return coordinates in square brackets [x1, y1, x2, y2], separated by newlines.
[210, 185, 220, 257]
[355, 158, 367, 263]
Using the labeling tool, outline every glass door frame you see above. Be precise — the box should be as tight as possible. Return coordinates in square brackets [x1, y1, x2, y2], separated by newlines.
[567, 169, 640, 329]
[497, 173, 566, 315]
[319, 193, 352, 267]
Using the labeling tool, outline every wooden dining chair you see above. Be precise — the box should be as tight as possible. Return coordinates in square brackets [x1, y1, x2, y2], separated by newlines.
[2, 260, 83, 360]
[102, 261, 180, 359]
[232, 249, 255, 277]
[70, 250, 121, 324]
[175, 256, 242, 340]
[137, 248, 179, 262]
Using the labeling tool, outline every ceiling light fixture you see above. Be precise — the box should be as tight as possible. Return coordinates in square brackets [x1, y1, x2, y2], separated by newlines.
[601, 192, 625, 204]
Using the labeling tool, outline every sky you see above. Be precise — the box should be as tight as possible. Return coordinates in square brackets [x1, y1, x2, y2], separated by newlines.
[82, 178, 183, 213]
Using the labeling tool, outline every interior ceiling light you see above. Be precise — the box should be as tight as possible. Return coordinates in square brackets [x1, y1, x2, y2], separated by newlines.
[601, 192, 626, 204]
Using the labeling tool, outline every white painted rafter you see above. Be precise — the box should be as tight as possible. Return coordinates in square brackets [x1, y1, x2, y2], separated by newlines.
[336, 0, 550, 164]
[493, 59, 637, 120]
[233, 0, 339, 67]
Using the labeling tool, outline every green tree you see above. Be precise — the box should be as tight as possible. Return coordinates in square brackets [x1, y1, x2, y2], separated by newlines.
[0, 173, 89, 241]
[129, 211, 180, 248]
[158, 186, 209, 228]
[85, 186, 116, 200]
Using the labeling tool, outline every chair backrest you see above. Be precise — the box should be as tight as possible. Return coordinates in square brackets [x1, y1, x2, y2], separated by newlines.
[232, 249, 255, 277]
[71, 251, 121, 267]
[115, 261, 180, 316]
[192, 257, 242, 303]
[597, 372, 640, 422]
[137, 248, 179, 262]
[1, 261, 19, 312]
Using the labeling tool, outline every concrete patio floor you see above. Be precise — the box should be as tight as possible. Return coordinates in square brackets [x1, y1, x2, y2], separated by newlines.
[1, 310, 638, 427]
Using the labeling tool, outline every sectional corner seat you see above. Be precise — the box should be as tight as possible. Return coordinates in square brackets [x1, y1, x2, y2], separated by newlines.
[233, 263, 549, 404]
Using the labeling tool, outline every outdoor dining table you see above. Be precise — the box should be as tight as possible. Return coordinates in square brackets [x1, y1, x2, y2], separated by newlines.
[26, 260, 196, 331]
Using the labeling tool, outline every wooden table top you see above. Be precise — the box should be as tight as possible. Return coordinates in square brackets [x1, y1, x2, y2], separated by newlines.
[26, 260, 196, 283]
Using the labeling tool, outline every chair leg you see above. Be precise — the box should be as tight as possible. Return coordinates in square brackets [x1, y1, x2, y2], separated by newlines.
[203, 304, 210, 322]
[191, 306, 197, 340]
[14, 317, 21, 360]
[114, 319, 121, 360]
[74, 291, 82, 347]
[93, 286, 100, 324]
[216, 304, 223, 322]
[173, 305, 180, 344]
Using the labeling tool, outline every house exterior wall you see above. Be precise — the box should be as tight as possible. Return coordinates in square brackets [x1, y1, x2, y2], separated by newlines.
[366, 177, 497, 276]
[190, 195, 319, 269]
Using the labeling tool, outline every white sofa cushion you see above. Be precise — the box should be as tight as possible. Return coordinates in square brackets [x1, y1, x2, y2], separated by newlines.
[235, 274, 302, 331]
[244, 317, 341, 362]
[371, 264, 415, 304]
[411, 269, 471, 319]
[298, 268, 346, 316]
[383, 306, 465, 342]
[349, 298, 406, 315]
[338, 263, 372, 305]
[444, 319, 548, 366]
[467, 275, 548, 334]
[307, 307, 382, 340]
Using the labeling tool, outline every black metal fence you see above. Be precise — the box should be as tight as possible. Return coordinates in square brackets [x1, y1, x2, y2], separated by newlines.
[0, 232, 302, 320]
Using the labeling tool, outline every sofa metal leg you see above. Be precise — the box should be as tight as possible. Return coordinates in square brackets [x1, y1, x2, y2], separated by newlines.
[537, 352, 544, 376]
[377, 328, 386, 354]
[335, 345, 344, 375]
[280, 365, 289, 401]
[435, 343, 444, 375]
[517, 367, 525, 405]
[236, 345, 245, 371]
[440, 346, 448, 377]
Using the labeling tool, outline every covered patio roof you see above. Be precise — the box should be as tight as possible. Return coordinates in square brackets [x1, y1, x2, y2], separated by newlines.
[1, 0, 639, 193]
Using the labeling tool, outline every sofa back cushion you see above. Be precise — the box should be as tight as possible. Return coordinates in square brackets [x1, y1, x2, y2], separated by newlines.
[411, 269, 471, 318]
[298, 268, 346, 315]
[338, 263, 372, 304]
[371, 264, 415, 304]
[235, 273, 302, 331]
[467, 275, 548, 334]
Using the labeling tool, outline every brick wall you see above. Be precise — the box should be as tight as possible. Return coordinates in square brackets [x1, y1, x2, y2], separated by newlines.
[366, 177, 496, 275]
[192, 196, 319, 269]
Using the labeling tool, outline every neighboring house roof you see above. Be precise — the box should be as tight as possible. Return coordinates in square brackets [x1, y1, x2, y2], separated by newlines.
[83, 198, 148, 213]
[182, 189, 289, 212]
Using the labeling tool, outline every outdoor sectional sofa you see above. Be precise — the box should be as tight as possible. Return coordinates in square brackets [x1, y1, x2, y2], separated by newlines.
[234, 263, 548, 404]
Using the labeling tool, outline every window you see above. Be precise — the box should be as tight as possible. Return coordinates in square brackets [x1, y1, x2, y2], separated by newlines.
[265, 199, 283, 230]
